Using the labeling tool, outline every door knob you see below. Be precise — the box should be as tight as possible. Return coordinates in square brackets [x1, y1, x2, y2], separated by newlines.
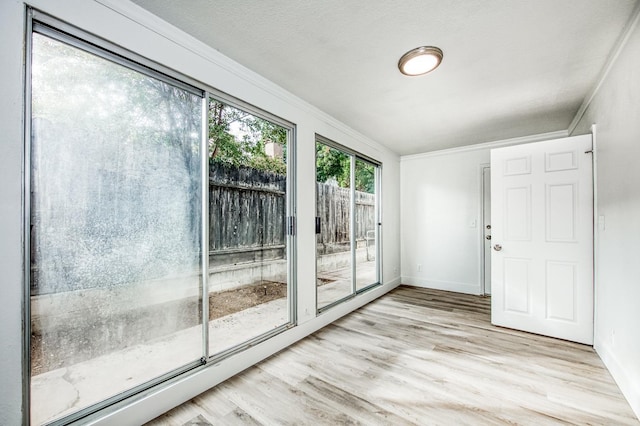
[485, 235, 491, 240]
[493, 244, 502, 251]
[486, 225, 491, 230]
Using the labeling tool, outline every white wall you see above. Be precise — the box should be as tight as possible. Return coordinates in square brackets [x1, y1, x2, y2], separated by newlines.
[0, 1, 401, 424]
[400, 132, 566, 294]
[401, 149, 488, 294]
[570, 8, 640, 418]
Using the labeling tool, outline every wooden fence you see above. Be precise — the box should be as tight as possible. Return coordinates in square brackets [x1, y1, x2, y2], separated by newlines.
[209, 163, 376, 263]
[209, 163, 287, 266]
[315, 183, 376, 254]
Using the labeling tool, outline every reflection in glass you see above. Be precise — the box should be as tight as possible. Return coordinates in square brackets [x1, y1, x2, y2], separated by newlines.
[316, 143, 353, 308]
[30, 33, 202, 424]
[207, 98, 290, 355]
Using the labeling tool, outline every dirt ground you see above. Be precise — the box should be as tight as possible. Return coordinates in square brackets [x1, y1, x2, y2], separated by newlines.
[208, 280, 287, 319]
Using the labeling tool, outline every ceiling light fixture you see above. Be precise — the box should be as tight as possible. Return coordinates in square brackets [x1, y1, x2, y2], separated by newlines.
[398, 46, 443, 76]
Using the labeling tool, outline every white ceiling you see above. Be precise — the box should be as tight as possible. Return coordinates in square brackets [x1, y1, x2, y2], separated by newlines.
[131, 0, 638, 155]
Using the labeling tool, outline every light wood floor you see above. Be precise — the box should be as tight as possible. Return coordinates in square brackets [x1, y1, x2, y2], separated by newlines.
[147, 286, 638, 425]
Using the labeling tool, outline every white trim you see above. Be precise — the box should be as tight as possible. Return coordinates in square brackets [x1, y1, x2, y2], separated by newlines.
[591, 124, 598, 347]
[568, 1, 640, 135]
[479, 163, 491, 295]
[93, 0, 397, 160]
[401, 277, 481, 295]
[400, 130, 568, 162]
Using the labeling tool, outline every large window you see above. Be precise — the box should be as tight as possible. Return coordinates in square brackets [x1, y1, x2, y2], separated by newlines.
[29, 29, 204, 425]
[315, 136, 381, 311]
[206, 96, 294, 356]
[27, 15, 294, 425]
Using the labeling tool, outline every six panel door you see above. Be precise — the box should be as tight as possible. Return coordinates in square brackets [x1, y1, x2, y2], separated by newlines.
[490, 134, 594, 344]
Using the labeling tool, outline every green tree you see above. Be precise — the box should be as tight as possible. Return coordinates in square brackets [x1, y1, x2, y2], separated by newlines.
[316, 143, 375, 192]
[208, 101, 248, 164]
[355, 160, 375, 193]
[208, 99, 287, 174]
[316, 143, 350, 187]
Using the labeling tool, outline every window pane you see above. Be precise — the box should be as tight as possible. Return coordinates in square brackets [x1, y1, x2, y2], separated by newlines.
[30, 33, 203, 424]
[316, 142, 353, 308]
[207, 98, 290, 355]
[355, 159, 378, 290]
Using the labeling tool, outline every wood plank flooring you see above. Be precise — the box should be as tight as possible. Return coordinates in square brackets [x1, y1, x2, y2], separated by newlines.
[146, 286, 638, 425]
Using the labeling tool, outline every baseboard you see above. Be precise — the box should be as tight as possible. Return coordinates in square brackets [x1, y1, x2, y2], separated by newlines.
[594, 337, 640, 420]
[401, 276, 481, 295]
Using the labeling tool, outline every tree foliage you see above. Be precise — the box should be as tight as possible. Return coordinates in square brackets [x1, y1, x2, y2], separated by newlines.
[315, 144, 350, 187]
[315, 143, 375, 193]
[208, 100, 287, 174]
[207, 100, 375, 192]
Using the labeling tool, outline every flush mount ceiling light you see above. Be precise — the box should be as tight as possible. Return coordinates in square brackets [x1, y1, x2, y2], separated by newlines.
[398, 46, 443, 76]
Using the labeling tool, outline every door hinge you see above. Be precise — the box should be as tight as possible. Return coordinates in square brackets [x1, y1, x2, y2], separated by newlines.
[287, 216, 296, 236]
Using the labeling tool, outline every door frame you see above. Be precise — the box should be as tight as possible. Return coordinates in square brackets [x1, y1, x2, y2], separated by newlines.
[589, 124, 599, 346]
[479, 163, 491, 295]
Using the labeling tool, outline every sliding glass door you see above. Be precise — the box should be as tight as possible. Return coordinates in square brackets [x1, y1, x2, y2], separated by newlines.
[29, 28, 204, 424]
[355, 159, 379, 290]
[315, 136, 381, 311]
[27, 14, 295, 425]
[206, 96, 294, 357]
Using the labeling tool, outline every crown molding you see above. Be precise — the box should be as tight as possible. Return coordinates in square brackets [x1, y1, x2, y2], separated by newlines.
[400, 130, 568, 162]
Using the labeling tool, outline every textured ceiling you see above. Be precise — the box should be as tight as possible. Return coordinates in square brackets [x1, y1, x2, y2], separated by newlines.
[131, 0, 638, 155]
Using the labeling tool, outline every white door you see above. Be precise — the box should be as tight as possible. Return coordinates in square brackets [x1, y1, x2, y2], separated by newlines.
[482, 166, 492, 295]
[491, 134, 593, 344]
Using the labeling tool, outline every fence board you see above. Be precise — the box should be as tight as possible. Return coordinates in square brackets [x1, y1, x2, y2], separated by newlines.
[315, 183, 375, 255]
[209, 164, 375, 260]
[209, 164, 286, 267]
